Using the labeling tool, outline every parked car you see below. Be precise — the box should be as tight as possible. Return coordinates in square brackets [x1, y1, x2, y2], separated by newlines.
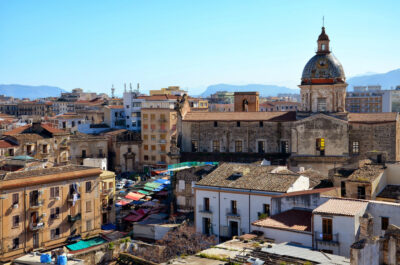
[116, 183, 124, 190]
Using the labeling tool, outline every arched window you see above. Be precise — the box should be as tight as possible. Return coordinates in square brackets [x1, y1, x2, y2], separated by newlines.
[242, 99, 249, 112]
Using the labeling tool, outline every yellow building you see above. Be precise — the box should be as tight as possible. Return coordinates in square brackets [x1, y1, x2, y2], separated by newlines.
[140, 95, 179, 171]
[99, 170, 116, 225]
[149, 86, 187, 96]
[0, 165, 102, 262]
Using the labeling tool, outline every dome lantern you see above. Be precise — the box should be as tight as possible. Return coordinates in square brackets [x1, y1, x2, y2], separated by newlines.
[317, 27, 330, 54]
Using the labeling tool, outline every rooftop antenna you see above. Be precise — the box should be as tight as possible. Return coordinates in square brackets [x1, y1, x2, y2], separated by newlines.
[136, 83, 140, 93]
[124, 83, 127, 93]
[322, 16, 325, 27]
[111, 84, 115, 99]
[130, 83, 133, 93]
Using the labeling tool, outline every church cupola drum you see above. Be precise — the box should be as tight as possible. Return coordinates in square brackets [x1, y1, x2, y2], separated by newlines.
[299, 27, 347, 113]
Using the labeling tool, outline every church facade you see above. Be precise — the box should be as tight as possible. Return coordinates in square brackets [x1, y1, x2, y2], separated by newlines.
[176, 27, 400, 175]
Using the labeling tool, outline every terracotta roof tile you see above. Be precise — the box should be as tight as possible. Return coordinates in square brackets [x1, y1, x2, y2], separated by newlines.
[3, 125, 30, 135]
[0, 140, 18, 148]
[252, 209, 312, 232]
[348, 113, 398, 123]
[40, 123, 66, 134]
[196, 163, 300, 193]
[313, 198, 368, 216]
[107, 105, 124, 109]
[347, 164, 384, 183]
[183, 111, 296, 122]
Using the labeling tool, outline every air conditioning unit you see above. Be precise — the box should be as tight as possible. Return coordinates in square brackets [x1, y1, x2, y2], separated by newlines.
[13, 203, 19, 209]
[42, 213, 47, 217]
[38, 190, 44, 195]
[55, 196, 61, 201]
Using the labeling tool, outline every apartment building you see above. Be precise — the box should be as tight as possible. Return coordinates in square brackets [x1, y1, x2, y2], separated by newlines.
[99, 170, 116, 225]
[141, 95, 179, 171]
[123, 89, 145, 131]
[104, 105, 126, 129]
[69, 132, 108, 165]
[149, 86, 187, 96]
[0, 165, 102, 262]
[194, 163, 315, 239]
[47, 113, 87, 133]
[1, 122, 70, 164]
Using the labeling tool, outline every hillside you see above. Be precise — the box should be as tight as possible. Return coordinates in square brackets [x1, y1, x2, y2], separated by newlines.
[200, 84, 298, 98]
[0, 84, 67, 99]
[347, 69, 400, 90]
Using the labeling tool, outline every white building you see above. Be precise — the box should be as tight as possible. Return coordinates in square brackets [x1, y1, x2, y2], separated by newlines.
[83, 158, 107, 170]
[103, 105, 126, 129]
[194, 163, 312, 239]
[123, 89, 144, 131]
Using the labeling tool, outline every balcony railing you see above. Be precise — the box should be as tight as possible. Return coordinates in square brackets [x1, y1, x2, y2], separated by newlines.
[315, 232, 339, 244]
[101, 188, 113, 195]
[158, 139, 167, 144]
[68, 213, 81, 222]
[199, 207, 212, 214]
[30, 222, 45, 231]
[226, 211, 240, 219]
[30, 200, 44, 209]
[67, 193, 81, 203]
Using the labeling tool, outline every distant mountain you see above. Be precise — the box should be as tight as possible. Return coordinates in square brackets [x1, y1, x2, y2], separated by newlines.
[0, 84, 67, 99]
[200, 84, 299, 97]
[347, 69, 400, 90]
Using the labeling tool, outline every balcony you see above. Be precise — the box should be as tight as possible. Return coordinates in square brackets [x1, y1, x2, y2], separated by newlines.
[30, 201, 44, 209]
[159, 151, 166, 155]
[30, 222, 45, 231]
[68, 213, 81, 222]
[67, 194, 81, 203]
[158, 139, 167, 144]
[158, 129, 167, 133]
[199, 207, 212, 214]
[158, 118, 167, 123]
[226, 211, 241, 219]
[101, 188, 113, 196]
[315, 232, 340, 245]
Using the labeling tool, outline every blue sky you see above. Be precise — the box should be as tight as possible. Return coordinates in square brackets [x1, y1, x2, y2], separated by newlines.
[1, 0, 400, 95]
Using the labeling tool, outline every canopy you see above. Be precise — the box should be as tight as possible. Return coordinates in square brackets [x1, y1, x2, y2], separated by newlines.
[154, 179, 171, 185]
[116, 199, 133, 206]
[67, 237, 107, 251]
[138, 190, 151, 195]
[125, 192, 145, 201]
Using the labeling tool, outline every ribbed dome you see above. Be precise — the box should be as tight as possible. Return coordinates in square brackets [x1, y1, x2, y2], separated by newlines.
[301, 53, 345, 85]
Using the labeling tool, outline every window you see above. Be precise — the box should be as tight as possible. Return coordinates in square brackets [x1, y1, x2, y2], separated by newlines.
[214, 121, 218, 127]
[191, 140, 198, 152]
[263, 204, 270, 217]
[12, 215, 20, 227]
[381, 217, 389, 230]
[12, 193, 19, 205]
[150, 114, 155, 120]
[71, 121, 75, 127]
[203, 217, 211, 236]
[317, 98, 327, 112]
[12, 238, 19, 249]
[316, 138, 325, 156]
[281, 140, 289, 154]
[144, 145, 148, 150]
[341, 181, 346, 197]
[212, 140, 220, 152]
[87, 220, 92, 231]
[322, 44, 326, 50]
[81, 149, 87, 158]
[85, 181, 92, 193]
[160, 145, 166, 151]
[204, 198, 210, 211]
[151, 135, 156, 141]
[352, 141, 359, 154]
[151, 155, 156, 161]
[231, 200, 237, 215]
[143, 114, 148, 120]
[235, 140, 242, 152]
[86, 201, 92, 212]
[143, 135, 148, 140]
[143, 124, 148, 129]
[322, 218, 333, 241]
[236, 121, 240, 127]
[50, 207, 60, 219]
[151, 145, 156, 151]
[50, 187, 60, 198]
[357, 186, 366, 199]
[144, 155, 149, 161]
[258, 141, 265, 153]
[30, 190, 39, 207]
[259, 121, 263, 127]
[51, 228, 60, 239]
[160, 134, 166, 140]
[42, 144, 48, 154]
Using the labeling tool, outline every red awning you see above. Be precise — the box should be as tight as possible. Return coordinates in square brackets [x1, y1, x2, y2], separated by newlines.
[125, 192, 145, 201]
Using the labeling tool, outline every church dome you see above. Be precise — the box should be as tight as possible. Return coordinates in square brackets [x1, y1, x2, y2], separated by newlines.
[301, 27, 345, 85]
